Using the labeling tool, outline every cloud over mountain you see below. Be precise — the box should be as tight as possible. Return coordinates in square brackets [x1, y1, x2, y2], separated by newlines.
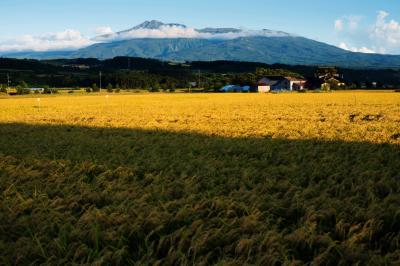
[371, 11, 400, 50]
[95, 26, 114, 35]
[0, 29, 93, 52]
[338, 42, 375, 53]
[335, 11, 400, 54]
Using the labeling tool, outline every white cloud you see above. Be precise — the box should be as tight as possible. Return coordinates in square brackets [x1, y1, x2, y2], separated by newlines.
[95, 26, 114, 35]
[339, 42, 375, 53]
[0, 29, 94, 52]
[335, 11, 400, 54]
[357, 46, 376, 53]
[334, 16, 361, 32]
[94, 25, 293, 42]
[334, 19, 343, 31]
[348, 16, 361, 30]
[370, 10, 400, 45]
[118, 26, 202, 39]
[338, 42, 350, 50]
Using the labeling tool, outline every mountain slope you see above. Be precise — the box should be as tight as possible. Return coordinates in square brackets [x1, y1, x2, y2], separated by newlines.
[70, 38, 212, 59]
[67, 36, 400, 68]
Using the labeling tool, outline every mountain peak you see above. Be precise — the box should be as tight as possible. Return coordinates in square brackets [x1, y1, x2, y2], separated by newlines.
[132, 20, 187, 30]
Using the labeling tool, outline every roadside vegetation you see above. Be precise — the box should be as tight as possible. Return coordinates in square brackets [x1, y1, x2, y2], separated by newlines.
[0, 93, 399, 265]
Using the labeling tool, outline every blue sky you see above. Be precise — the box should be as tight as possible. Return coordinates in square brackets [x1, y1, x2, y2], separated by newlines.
[1, 0, 400, 54]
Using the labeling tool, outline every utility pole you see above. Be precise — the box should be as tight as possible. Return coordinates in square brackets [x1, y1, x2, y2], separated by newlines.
[99, 71, 102, 92]
[198, 70, 201, 90]
[7, 73, 10, 89]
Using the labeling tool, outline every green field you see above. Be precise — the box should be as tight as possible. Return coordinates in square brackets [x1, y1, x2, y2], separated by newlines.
[1, 92, 399, 265]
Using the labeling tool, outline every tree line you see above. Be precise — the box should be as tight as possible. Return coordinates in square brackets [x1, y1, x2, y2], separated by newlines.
[1, 57, 400, 91]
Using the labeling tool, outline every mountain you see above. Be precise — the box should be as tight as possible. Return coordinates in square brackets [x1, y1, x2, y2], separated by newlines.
[130, 20, 187, 30]
[4, 20, 400, 68]
[98, 20, 189, 39]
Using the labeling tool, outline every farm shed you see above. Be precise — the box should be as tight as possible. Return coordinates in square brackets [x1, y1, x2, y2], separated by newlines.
[257, 76, 306, 92]
[220, 85, 247, 92]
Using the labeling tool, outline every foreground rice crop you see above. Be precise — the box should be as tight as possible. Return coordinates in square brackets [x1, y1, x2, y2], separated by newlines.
[0, 92, 399, 265]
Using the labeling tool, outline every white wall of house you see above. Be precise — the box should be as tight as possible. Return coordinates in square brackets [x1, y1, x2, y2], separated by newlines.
[289, 81, 305, 90]
[258, 85, 270, 93]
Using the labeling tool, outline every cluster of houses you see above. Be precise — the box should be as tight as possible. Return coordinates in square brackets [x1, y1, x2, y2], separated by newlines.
[220, 76, 307, 93]
[257, 76, 306, 92]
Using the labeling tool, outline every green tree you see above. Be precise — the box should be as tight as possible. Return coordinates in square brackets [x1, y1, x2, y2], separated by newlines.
[169, 82, 176, 93]
[256, 68, 303, 79]
[19, 81, 28, 88]
[106, 83, 114, 93]
[92, 83, 99, 92]
[16, 81, 30, 94]
[151, 82, 161, 92]
[161, 83, 168, 92]
[43, 85, 52, 94]
[0, 84, 7, 93]
[16, 87, 30, 95]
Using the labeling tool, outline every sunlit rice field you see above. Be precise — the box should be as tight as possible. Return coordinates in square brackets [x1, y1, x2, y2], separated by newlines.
[1, 92, 399, 142]
[1, 92, 399, 265]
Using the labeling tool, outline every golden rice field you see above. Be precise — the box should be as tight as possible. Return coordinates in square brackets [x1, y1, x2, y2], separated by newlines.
[1, 92, 400, 265]
[1, 92, 399, 142]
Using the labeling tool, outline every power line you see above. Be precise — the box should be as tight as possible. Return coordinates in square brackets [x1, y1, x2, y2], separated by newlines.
[198, 70, 201, 89]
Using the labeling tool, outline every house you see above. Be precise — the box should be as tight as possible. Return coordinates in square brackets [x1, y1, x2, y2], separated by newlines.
[322, 77, 346, 90]
[29, 88, 45, 93]
[62, 64, 90, 70]
[257, 76, 306, 92]
[326, 77, 345, 86]
[285, 77, 307, 91]
[257, 77, 281, 92]
[219, 85, 249, 93]
[315, 67, 346, 90]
